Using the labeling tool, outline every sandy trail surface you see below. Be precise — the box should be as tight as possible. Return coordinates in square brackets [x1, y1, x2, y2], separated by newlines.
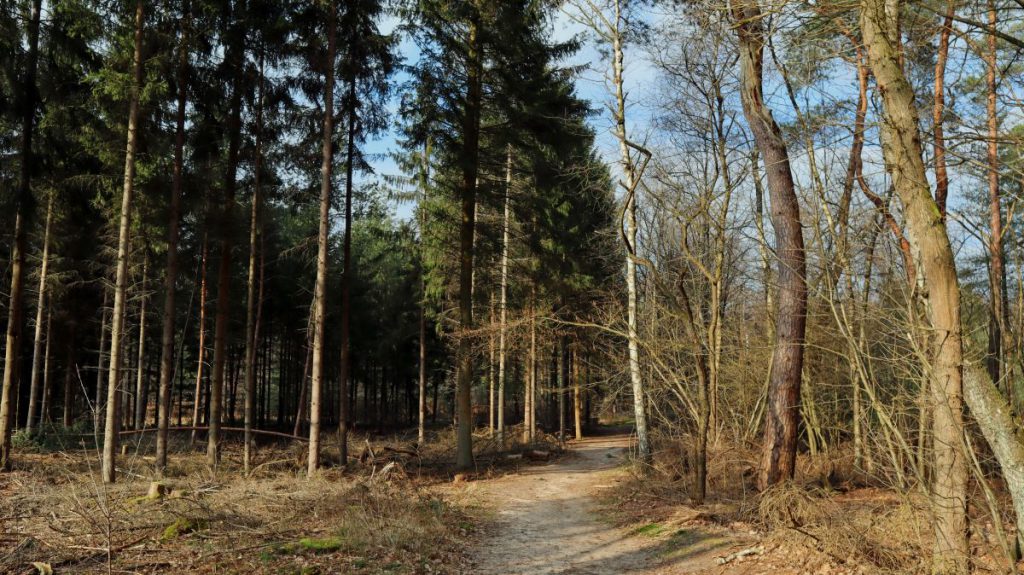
[459, 433, 738, 575]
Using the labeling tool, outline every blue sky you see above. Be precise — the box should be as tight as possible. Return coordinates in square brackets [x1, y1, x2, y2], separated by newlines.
[359, 6, 660, 221]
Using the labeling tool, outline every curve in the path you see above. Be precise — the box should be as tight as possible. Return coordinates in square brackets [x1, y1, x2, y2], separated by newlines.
[463, 434, 731, 575]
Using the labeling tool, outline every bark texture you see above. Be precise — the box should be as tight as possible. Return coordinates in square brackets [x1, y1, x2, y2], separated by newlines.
[102, 0, 144, 483]
[731, 0, 807, 489]
[860, 0, 968, 571]
[308, 0, 336, 475]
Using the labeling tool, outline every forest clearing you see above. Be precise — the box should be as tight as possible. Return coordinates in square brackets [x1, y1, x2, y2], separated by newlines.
[5, 0, 1024, 573]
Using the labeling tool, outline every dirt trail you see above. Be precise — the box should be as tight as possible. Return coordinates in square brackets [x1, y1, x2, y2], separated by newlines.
[459, 433, 736, 575]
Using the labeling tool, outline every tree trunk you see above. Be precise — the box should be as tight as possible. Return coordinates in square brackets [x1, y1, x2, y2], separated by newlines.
[156, 1, 189, 472]
[610, 1, 650, 464]
[26, 193, 53, 434]
[243, 50, 265, 474]
[134, 254, 149, 430]
[455, 6, 483, 470]
[338, 70, 356, 466]
[964, 367, 1024, 559]
[984, 0, 1007, 390]
[418, 142, 430, 446]
[293, 305, 314, 437]
[731, 0, 807, 489]
[497, 145, 512, 445]
[96, 291, 109, 435]
[61, 335, 74, 427]
[0, 0, 42, 470]
[39, 311, 52, 425]
[933, 0, 953, 219]
[308, 0, 335, 475]
[573, 349, 582, 441]
[488, 297, 494, 437]
[190, 235, 209, 445]
[557, 336, 566, 444]
[101, 0, 144, 484]
[209, 7, 245, 469]
[860, 0, 968, 570]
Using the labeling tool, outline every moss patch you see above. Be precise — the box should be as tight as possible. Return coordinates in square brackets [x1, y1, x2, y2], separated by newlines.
[160, 517, 207, 541]
[632, 523, 666, 537]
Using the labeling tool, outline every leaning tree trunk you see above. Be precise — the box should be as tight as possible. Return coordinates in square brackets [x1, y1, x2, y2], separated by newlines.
[860, 0, 968, 571]
[101, 0, 144, 484]
[0, 0, 42, 470]
[26, 193, 53, 435]
[308, 0, 335, 475]
[156, 0, 189, 472]
[731, 0, 807, 489]
[455, 7, 483, 470]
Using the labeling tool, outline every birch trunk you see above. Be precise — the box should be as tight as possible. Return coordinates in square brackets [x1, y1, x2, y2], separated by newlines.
[611, 0, 650, 463]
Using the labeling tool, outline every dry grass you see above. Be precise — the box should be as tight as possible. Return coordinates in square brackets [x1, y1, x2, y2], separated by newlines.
[0, 423, 565, 574]
[594, 430, 1018, 574]
[0, 433, 477, 574]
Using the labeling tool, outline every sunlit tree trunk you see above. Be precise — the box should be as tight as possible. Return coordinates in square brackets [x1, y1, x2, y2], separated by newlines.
[26, 193, 53, 435]
[610, 0, 650, 464]
[39, 311, 52, 425]
[984, 0, 1008, 390]
[497, 145, 512, 445]
[190, 235, 208, 445]
[308, 0, 336, 475]
[860, 0, 968, 570]
[101, 0, 144, 483]
[933, 0, 953, 219]
[573, 349, 582, 440]
[417, 139, 431, 446]
[133, 254, 148, 430]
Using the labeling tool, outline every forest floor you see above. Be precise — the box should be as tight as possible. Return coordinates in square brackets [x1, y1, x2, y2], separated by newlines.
[2, 426, 1019, 574]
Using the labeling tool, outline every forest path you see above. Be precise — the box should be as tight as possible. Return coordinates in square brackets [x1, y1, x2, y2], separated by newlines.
[458, 432, 735, 575]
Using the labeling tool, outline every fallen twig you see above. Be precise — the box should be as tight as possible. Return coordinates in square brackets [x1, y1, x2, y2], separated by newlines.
[716, 545, 764, 565]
